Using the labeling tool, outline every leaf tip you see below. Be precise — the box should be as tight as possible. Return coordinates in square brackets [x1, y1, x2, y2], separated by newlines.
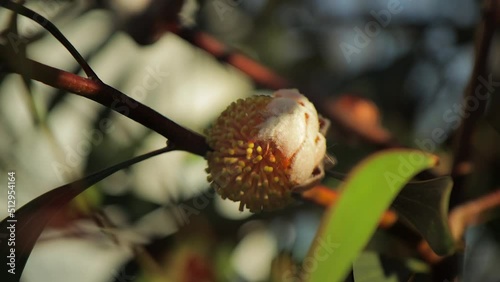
[429, 154, 440, 167]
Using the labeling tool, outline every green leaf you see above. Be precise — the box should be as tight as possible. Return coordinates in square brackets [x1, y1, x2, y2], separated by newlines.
[391, 176, 454, 255]
[305, 149, 438, 282]
[0, 146, 172, 281]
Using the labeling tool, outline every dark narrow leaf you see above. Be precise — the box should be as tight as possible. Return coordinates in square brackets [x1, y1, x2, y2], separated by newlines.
[0, 145, 173, 281]
[391, 176, 455, 256]
[353, 252, 398, 282]
[0, 1, 98, 78]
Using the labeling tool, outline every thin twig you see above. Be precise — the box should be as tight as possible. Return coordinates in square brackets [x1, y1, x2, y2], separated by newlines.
[0, 0, 100, 79]
[0, 45, 211, 156]
[450, 0, 497, 208]
[174, 27, 291, 90]
[171, 27, 412, 152]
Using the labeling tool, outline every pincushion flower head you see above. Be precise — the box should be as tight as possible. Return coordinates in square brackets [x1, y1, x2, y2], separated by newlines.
[205, 89, 330, 212]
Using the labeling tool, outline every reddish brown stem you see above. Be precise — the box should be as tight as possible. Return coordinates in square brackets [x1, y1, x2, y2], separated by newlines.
[171, 27, 411, 152]
[1, 1, 99, 79]
[450, 0, 497, 208]
[174, 28, 290, 90]
[0, 45, 210, 156]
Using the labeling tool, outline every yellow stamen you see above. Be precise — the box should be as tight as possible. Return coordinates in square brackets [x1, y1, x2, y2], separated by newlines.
[253, 155, 263, 163]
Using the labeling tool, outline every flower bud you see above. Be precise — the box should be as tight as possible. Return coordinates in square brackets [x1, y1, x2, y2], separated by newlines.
[205, 89, 328, 212]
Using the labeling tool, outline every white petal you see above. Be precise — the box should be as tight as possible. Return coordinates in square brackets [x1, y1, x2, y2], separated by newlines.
[257, 89, 325, 184]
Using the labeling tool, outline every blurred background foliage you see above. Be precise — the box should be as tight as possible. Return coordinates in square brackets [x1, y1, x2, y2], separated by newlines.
[0, 0, 499, 281]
